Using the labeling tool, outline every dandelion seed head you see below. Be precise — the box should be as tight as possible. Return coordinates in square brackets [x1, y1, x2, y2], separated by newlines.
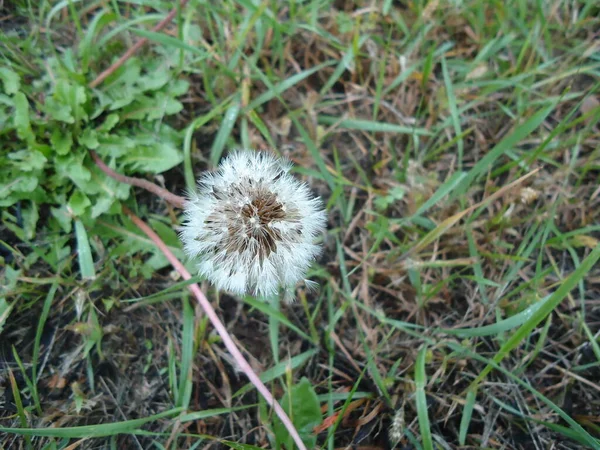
[180, 150, 327, 299]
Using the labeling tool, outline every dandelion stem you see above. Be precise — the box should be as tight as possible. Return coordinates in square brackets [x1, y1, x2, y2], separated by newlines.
[90, 150, 186, 208]
[122, 206, 308, 450]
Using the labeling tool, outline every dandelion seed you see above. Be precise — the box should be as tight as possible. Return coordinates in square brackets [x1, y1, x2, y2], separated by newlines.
[389, 403, 405, 445]
[180, 150, 327, 299]
[519, 187, 539, 204]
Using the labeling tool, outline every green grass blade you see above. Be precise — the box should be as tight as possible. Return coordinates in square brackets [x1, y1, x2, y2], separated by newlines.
[242, 296, 312, 343]
[441, 57, 463, 169]
[176, 295, 194, 409]
[182, 98, 232, 191]
[471, 244, 600, 386]
[414, 346, 433, 450]
[447, 341, 600, 449]
[0, 408, 184, 438]
[436, 295, 547, 337]
[75, 220, 96, 280]
[458, 387, 477, 446]
[318, 115, 431, 136]
[130, 28, 207, 59]
[210, 95, 241, 166]
[0, 297, 14, 334]
[233, 348, 318, 398]
[244, 61, 334, 113]
[452, 103, 556, 199]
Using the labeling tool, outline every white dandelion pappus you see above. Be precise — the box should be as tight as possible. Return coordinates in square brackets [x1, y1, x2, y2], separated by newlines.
[180, 150, 327, 299]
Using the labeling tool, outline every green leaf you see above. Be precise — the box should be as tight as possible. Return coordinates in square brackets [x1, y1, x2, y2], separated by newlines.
[44, 97, 75, 123]
[14, 92, 35, 143]
[51, 128, 73, 155]
[51, 206, 73, 233]
[0, 67, 21, 95]
[272, 377, 322, 449]
[9, 150, 47, 171]
[146, 94, 183, 121]
[21, 201, 39, 240]
[79, 128, 99, 149]
[123, 133, 182, 174]
[90, 195, 116, 219]
[68, 191, 91, 216]
[98, 113, 119, 132]
[55, 155, 95, 193]
[45, 79, 88, 124]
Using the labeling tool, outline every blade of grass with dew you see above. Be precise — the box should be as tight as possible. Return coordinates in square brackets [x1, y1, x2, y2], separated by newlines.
[0, 408, 184, 438]
[210, 94, 241, 166]
[75, 220, 95, 280]
[96, 220, 185, 261]
[317, 115, 431, 136]
[415, 346, 433, 450]
[471, 243, 600, 387]
[122, 276, 204, 306]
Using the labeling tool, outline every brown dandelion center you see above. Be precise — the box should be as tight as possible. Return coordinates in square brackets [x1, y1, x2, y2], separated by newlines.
[203, 185, 303, 261]
[233, 191, 285, 259]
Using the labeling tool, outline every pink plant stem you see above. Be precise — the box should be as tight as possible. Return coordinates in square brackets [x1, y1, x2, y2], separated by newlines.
[122, 206, 307, 450]
[90, 151, 186, 208]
